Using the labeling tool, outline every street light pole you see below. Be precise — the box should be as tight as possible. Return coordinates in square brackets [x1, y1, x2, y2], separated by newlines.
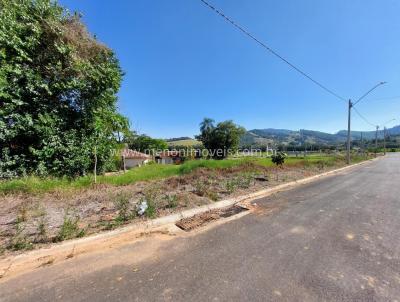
[360, 132, 364, 157]
[347, 81, 387, 164]
[384, 127, 387, 155]
[380, 119, 395, 156]
[375, 125, 379, 153]
[346, 99, 352, 164]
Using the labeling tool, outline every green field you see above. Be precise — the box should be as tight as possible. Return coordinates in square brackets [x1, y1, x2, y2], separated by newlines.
[167, 139, 202, 147]
[0, 155, 369, 195]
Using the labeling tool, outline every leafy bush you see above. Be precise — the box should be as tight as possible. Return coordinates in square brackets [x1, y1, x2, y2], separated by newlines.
[271, 152, 287, 166]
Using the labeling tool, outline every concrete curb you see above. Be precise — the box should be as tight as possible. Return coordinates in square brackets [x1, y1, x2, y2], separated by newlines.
[0, 156, 381, 280]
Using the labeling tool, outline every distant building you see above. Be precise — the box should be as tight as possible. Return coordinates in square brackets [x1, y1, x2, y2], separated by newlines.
[121, 149, 151, 169]
[155, 151, 184, 164]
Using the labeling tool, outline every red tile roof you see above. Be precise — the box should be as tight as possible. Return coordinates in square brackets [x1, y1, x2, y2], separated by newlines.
[156, 151, 182, 158]
[121, 149, 151, 159]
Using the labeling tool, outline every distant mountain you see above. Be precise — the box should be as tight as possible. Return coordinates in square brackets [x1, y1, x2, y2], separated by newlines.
[388, 125, 400, 136]
[165, 125, 400, 148]
[165, 136, 192, 142]
[240, 125, 400, 147]
[337, 125, 400, 140]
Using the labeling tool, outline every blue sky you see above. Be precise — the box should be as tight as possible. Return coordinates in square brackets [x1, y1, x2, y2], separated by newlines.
[60, 0, 400, 138]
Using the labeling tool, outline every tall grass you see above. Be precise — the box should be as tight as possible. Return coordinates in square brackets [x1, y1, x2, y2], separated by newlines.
[0, 175, 93, 195]
[98, 164, 180, 186]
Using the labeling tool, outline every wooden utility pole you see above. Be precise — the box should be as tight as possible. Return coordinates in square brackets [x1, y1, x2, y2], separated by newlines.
[346, 99, 352, 164]
[375, 125, 379, 156]
[383, 127, 387, 155]
[360, 132, 364, 156]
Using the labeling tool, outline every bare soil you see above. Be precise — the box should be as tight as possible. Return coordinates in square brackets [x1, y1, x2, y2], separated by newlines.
[0, 162, 343, 256]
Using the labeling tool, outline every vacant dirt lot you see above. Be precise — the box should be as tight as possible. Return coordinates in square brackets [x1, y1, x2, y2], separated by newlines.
[0, 161, 346, 256]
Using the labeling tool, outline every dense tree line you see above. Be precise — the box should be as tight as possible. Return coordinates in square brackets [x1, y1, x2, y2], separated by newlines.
[123, 132, 168, 154]
[0, 0, 129, 178]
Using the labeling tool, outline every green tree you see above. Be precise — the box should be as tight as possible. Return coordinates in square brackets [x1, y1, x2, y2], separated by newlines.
[196, 118, 245, 159]
[0, 0, 128, 178]
[124, 132, 168, 154]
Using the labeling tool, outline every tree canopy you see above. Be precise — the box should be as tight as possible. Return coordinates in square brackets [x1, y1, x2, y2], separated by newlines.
[124, 132, 168, 154]
[196, 118, 246, 159]
[0, 0, 128, 178]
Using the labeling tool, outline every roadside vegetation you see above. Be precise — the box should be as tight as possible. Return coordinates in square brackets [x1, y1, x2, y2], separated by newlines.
[0, 153, 373, 255]
[0, 153, 365, 195]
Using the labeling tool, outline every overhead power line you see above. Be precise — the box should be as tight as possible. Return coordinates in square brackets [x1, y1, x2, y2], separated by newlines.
[199, 0, 346, 102]
[353, 82, 386, 106]
[353, 107, 375, 127]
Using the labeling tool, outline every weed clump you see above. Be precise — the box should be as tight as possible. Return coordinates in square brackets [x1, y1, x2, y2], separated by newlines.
[144, 198, 156, 218]
[114, 193, 135, 222]
[194, 179, 209, 196]
[225, 173, 254, 194]
[8, 221, 33, 251]
[55, 211, 85, 242]
[164, 194, 178, 208]
[142, 186, 161, 218]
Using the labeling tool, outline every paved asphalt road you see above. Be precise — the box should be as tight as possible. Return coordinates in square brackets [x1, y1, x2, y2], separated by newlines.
[1, 154, 400, 301]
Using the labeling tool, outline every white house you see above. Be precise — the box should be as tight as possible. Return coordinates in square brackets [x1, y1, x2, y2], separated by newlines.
[155, 151, 184, 165]
[121, 149, 151, 169]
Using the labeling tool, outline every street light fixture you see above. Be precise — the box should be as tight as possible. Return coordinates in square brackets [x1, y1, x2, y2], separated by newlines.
[346, 82, 387, 164]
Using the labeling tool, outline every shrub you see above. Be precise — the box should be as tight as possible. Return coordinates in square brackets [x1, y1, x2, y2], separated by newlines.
[142, 186, 161, 218]
[237, 173, 253, 188]
[164, 194, 178, 208]
[8, 221, 33, 251]
[113, 193, 133, 222]
[206, 191, 219, 201]
[55, 212, 85, 242]
[36, 217, 48, 243]
[144, 198, 157, 218]
[225, 173, 253, 194]
[271, 152, 287, 166]
[225, 179, 237, 194]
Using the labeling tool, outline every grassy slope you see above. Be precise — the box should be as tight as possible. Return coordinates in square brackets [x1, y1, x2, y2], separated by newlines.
[167, 139, 201, 147]
[0, 155, 367, 195]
